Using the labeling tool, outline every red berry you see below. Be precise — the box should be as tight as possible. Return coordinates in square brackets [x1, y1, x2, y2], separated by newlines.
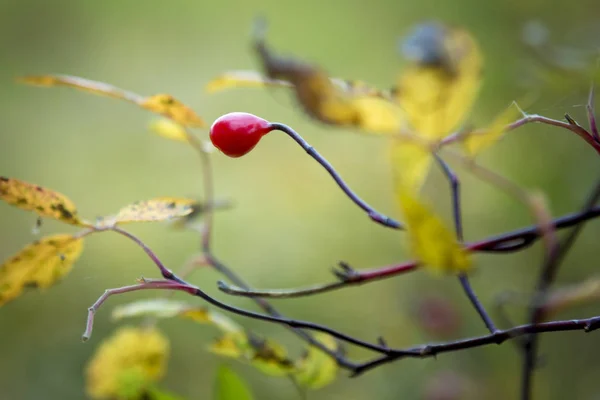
[209, 112, 273, 158]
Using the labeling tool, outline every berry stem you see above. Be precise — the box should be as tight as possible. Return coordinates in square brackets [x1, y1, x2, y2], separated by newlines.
[270, 122, 403, 229]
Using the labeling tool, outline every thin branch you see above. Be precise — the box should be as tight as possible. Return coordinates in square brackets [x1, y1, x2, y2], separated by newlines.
[204, 252, 346, 360]
[587, 84, 599, 141]
[83, 280, 190, 341]
[80, 147, 600, 380]
[520, 177, 600, 400]
[110, 226, 185, 284]
[351, 314, 600, 377]
[218, 205, 600, 299]
[218, 260, 418, 298]
[470, 205, 600, 252]
[434, 155, 497, 334]
[83, 270, 600, 381]
[441, 114, 600, 155]
[82, 274, 396, 360]
[270, 122, 403, 229]
[434, 155, 464, 240]
[108, 225, 357, 368]
[218, 279, 347, 299]
[182, 128, 216, 252]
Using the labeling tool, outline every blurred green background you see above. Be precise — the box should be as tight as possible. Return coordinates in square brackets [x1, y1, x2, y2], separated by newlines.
[1, 0, 600, 399]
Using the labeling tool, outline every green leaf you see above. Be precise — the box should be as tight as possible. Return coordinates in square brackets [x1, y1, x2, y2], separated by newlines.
[294, 333, 340, 389]
[214, 365, 254, 400]
[111, 299, 245, 335]
[145, 386, 186, 400]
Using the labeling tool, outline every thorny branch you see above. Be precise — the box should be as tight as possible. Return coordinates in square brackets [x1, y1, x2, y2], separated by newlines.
[350, 315, 600, 377]
[441, 110, 600, 155]
[519, 88, 600, 400]
[82, 92, 600, 395]
[520, 176, 600, 400]
[218, 204, 600, 298]
[84, 226, 600, 375]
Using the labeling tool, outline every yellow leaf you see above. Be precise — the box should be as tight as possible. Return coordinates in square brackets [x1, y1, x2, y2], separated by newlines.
[99, 198, 195, 226]
[335, 79, 393, 98]
[206, 70, 293, 93]
[295, 333, 339, 389]
[206, 69, 391, 99]
[85, 326, 169, 400]
[18, 75, 205, 128]
[389, 139, 433, 193]
[254, 38, 404, 134]
[348, 96, 405, 134]
[462, 102, 522, 156]
[209, 333, 296, 376]
[210, 334, 246, 359]
[247, 336, 296, 377]
[398, 191, 471, 274]
[17, 74, 143, 103]
[0, 177, 86, 226]
[111, 301, 293, 377]
[0, 234, 84, 306]
[395, 22, 483, 138]
[179, 308, 212, 323]
[149, 118, 189, 143]
[196, 309, 245, 335]
[141, 94, 205, 127]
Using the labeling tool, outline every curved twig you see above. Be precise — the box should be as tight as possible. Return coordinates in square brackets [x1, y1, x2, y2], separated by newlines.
[218, 206, 600, 299]
[441, 113, 600, 155]
[352, 315, 600, 377]
[434, 155, 497, 333]
[270, 122, 403, 229]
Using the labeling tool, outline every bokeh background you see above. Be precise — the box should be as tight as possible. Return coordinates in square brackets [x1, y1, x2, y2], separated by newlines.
[1, 0, 600, 399]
